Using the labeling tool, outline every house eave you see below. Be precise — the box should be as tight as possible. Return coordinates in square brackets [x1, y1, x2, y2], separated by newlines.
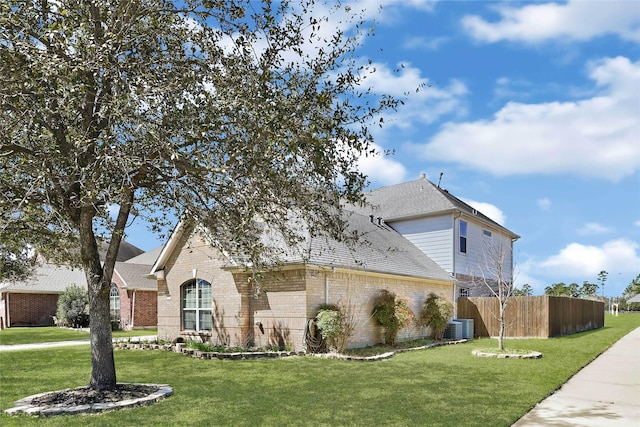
[222, 262, 456, 285]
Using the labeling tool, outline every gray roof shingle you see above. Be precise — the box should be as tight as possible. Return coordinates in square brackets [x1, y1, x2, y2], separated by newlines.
[114, 262, 157, 291]
[348, 176, 518, 238]
[229, 210, 455, 283]
[0, 264, 86, 294]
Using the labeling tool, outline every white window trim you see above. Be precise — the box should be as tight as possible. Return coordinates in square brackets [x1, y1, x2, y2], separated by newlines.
[182, 279, 212, 332]
[459, 219, 468, 254]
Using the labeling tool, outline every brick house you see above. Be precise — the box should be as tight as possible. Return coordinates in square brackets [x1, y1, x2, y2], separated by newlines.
[149, 210, 456, 351]
[0, 243, 159, 329]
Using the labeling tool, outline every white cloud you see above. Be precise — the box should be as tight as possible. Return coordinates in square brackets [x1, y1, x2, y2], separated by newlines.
[635, 220, 640, 228]
[358, 143, 407, 185]
[462, 1, 640, 43]
[362, 62, 469, 130]
[577, 223, 613, 236]
[537, 198, 551, 210]
[539, 238, 640, 278]
[403, 36, 448, 51]
[462, 199, 506, 225]
[419, 56, 640, 181]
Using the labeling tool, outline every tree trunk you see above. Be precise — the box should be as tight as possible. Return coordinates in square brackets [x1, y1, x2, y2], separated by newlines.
[498, 303, 506, 351]
[88, 273, 116, 391]
[80, 208, 117, 391]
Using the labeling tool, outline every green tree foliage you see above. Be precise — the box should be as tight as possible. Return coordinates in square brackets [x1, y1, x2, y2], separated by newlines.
[56, 285, 90, 328]
[579, 281, 599, 298]
[0, 0, 402, 390]
[371, 289, 414, 346]
[597, 270, 608, 296]
[418, 293, 453, 340]
[512, 283, 533, 296]
[545, 282, 580, 297]
[621, 274, 640, 311]
[0, 242, 34, 282]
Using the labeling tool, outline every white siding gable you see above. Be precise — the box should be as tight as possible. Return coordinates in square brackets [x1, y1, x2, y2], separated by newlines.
[455, 217, 513, 282]
[389, 215, 454, 273]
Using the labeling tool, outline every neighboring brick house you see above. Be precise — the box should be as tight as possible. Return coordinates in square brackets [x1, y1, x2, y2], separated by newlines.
[0, 242, 159, 329]
[348, 175, 520, 299]
[0, 263, 86, 328]
[149, 210, 457, 351]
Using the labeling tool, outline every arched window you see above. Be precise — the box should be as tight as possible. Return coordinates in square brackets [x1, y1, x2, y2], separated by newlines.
[182, 279, 212, 331]
[109, 285, 121, 322]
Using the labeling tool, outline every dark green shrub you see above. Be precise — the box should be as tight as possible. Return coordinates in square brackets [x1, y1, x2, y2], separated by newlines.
[56, 284, 89, 328]
[419, 293, 453, 340]
[371, 289, 414, 346]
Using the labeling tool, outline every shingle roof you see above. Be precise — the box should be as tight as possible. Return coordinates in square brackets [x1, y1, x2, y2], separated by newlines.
[227, 210, 455, 283]
[1, 245, 159, 294]
[302, 211, 455, 281]
[0, 264, 86, 294]
[98, 240, 144, 262]
[125, 246, 163, 265]
[348, 176, 518, 238]
[114, 262, 157, 291]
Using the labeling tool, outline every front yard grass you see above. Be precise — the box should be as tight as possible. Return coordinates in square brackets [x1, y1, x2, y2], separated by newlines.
[0, 327, 157, 345]
[0, 314, 638, 426]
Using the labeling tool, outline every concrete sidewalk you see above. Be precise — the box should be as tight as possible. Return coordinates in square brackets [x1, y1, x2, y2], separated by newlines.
[0, 336, 157, 352]
[513, 326, 640, 427]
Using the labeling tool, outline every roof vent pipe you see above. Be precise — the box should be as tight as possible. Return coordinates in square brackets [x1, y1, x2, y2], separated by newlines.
[377, 217, 382, 226]
[369, 214, 374, 223]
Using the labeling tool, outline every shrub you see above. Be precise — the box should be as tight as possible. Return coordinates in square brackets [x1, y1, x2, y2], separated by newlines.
[419, 293, 453, 340]
[371, 289, 414, 346]
[56, 284, 89, 328]
[315, 302, 356, 353]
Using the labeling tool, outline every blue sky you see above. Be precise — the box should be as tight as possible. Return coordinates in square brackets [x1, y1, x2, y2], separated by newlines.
[127, 0, 639, 297]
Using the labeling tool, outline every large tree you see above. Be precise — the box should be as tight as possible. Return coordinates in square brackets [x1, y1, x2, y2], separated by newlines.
[0, 0, 401, 390]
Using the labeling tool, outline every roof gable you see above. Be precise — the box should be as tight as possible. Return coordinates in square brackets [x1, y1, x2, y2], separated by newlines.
[114, 262, 158, 291]
[349, 176, 519, 238]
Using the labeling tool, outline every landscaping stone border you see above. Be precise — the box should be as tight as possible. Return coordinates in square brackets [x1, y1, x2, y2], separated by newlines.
[309, 339, 468, 361]
[472, 349, 543, 359]
[114, 339, 468, 362]
[114, 342, 305, 359]
[4, 383, 172, 417]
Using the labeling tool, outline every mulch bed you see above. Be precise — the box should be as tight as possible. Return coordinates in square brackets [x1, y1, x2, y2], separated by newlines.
[29, 384, 159, 407]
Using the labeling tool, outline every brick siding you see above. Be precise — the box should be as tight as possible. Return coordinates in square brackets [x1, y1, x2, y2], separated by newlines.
[2, 293, 58, 327]
[156, 229, 456, 351]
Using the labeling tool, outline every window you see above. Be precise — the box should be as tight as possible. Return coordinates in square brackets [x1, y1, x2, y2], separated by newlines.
[459, 288, 470, 298]
[109, 285, 120, 322]
[459, 220, 467, 254]
[182, 279, 212, 331]
[483, 229, 492, 237]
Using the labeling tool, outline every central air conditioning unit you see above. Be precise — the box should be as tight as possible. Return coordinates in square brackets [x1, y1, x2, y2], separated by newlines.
[456, 318, 474, 339]
[444, 320, 462, 340]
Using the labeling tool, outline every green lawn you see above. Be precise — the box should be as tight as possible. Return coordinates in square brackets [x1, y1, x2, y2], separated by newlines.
[0, 315, 638, 426]
[0, 327, 157, 345]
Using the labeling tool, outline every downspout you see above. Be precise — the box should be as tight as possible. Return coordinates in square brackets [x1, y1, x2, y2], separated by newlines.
[6, 292, 10, 328]
[325, 273, 329, 305]
[453, 211, 461, 317]
[453, 211, 461, 294]
[325, 266, 336, 305]
[131, 290, 136, 329]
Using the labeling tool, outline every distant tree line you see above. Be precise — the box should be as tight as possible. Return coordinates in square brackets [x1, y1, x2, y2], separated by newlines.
[512, 271, 640, 311]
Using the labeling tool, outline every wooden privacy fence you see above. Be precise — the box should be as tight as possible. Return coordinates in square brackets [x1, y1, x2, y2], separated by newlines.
[457, 296, 604, 338]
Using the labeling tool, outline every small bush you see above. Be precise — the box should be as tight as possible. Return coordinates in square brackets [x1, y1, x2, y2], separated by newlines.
[371, 289, 414, 346]
[419, 293, 453, 340]
[314, 302, 356, 353]
[56, 284, 89, 328]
